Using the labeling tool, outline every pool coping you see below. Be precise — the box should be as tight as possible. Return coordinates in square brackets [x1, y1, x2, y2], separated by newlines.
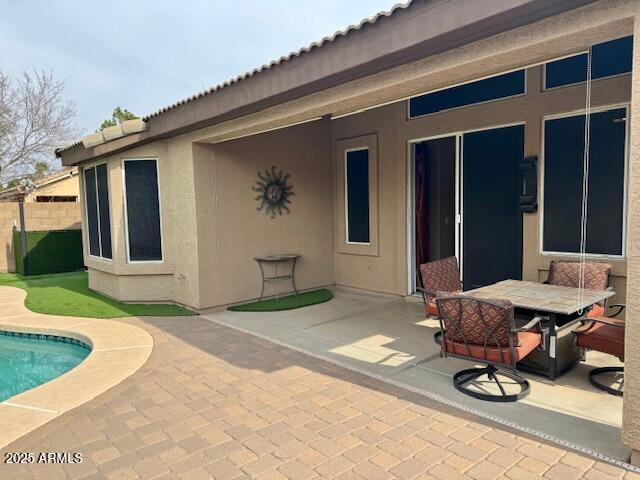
[0, 286, 153, 449]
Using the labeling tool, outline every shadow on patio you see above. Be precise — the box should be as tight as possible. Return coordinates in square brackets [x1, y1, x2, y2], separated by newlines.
[196, 287, 626, 461]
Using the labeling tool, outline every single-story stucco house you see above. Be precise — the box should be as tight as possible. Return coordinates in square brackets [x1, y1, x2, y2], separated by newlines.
[56, 0, 640, 462]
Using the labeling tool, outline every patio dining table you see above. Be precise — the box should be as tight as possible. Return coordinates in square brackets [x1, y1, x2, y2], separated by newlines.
[464, 279, 615, 380]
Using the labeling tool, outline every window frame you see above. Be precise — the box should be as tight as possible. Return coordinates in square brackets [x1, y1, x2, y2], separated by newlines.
[335, 134, 378, 256]
[35, 195, 78, 202]
[406, 68, 528, 120]
[121, 157, 165, 264]
[83, 161, 112, 262]
[344, 146, 371, 246]
[542, 35, 633, 91]
[539, 103, 629, 259]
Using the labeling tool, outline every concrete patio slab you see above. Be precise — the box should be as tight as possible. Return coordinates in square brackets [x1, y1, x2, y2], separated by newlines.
[204, 286, 627, 461]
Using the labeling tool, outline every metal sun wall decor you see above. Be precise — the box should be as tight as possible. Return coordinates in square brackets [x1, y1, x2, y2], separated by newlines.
[253, 166, 295, 218]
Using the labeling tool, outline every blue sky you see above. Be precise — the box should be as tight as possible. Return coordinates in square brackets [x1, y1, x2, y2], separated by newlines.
[0, 1, 396, 133]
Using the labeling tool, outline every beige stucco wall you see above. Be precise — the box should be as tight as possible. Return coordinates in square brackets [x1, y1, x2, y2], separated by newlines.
[83, 120, 334, 310]
[85, 65, 631, 306]
[332, 106, 406, 295]
[24, 174, 80, 202]
[196, 120, 334, 308]
[331, 66, 631, 301]
[80, 139, 200, 308]
[623, 13, 640, 463]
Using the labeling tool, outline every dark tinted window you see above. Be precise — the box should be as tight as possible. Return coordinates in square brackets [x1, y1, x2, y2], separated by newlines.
[545, 36, 633, 89]
[84, 165, 111, 259]
[544, 54, 588, 89]
[96, 164, 112, 259]
[543, 108, 626, 255]
[346, 149, 370, 243]
[409, 70, 525, 118]
[593, 36, 633, 78]
[84, 167, 100, 257]
[124, 160, 162, 261]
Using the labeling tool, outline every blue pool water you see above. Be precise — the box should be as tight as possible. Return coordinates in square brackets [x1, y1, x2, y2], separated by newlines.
[0, 333, 90, 402]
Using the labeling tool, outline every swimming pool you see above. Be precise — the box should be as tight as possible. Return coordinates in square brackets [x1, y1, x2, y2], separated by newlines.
[0, 331, 90, 402]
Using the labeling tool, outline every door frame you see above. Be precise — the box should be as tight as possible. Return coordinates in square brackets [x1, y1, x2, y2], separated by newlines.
[406, 121, 525, 295]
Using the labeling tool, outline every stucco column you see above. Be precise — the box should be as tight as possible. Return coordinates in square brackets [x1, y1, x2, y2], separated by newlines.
[622, 15, 640, 465]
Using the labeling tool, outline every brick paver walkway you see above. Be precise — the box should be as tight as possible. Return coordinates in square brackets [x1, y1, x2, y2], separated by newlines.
[0, 315, 636, 479]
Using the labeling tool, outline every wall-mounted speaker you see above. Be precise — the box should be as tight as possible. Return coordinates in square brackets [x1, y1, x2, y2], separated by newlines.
[519, 155, 537, 213]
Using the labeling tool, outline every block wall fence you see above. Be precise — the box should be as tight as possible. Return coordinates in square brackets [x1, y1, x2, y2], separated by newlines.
[0, 202, 81, 272]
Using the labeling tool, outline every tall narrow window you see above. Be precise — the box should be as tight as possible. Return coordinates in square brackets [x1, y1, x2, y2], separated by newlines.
[123, 159, 163, 262]
[543, 108, 626, 256]
[345, 148, 370, 244]
[83, 164, 112, 259]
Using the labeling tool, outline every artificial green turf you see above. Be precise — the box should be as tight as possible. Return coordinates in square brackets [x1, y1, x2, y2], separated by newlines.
[228, 288, 333, 312]
[0, 271, 195, 318]
[13, 229, 83, 275]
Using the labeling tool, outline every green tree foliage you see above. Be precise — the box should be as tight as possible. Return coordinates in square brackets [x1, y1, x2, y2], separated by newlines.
[1, 161, 50, 190]
[99, 107, 138, 131]
[33, 161, 49, 179]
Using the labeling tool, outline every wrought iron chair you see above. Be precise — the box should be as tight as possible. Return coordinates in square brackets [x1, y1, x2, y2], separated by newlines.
[574, 303, 625, 396]
[436, 295, 543, 402]
[546, 260, 612, 317]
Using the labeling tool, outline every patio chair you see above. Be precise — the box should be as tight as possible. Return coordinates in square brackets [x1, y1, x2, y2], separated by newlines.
[436, 295, 543, 402]
[417, 256, 477, 317]
[574, 303, 625, 396]
[546, 260, 612, 317]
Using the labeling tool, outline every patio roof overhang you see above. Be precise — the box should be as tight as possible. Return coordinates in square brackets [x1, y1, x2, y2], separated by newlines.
[57, 0, 600, 166]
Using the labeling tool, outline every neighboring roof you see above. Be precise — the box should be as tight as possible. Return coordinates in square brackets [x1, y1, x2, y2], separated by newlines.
[34, 166, 79, 188]
[57, 0, 598, 165]
[0, 167, 79, 198]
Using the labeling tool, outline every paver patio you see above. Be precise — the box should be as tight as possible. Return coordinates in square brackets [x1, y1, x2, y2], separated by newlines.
[204, 288, 625, 459]
[0, 313, 636, 479]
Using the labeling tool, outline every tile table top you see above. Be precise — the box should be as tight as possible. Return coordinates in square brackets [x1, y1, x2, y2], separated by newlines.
[464, 279, 614, 315]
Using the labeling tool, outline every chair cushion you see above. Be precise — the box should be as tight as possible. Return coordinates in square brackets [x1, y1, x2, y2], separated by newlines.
[588, 304, 606, 318]
[442, 331, 540, 365]
[576, 320, 624, 359]
[425, 302, 438, 317]
[547, 261, 611, 309]
[419, 257, 462, 302]
[437, 296, 515, 347]
[547, 261, 611, 291]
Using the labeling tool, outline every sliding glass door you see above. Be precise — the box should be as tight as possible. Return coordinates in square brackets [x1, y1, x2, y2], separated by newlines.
[462, 125, 524, 287]
[414, 137, 456, 271]
[411, 124, 524, 291]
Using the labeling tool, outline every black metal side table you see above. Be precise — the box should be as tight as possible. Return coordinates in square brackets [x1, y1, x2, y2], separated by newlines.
[254, 254, 300, 301]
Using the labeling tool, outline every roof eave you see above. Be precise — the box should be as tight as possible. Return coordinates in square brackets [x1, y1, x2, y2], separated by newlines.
[58, 0, 599, 167]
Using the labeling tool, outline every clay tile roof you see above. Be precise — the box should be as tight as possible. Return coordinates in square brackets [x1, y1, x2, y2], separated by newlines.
[142, 1, 413, 120]
[55, 140, 83, 155]
[55, 1, 413, 156]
